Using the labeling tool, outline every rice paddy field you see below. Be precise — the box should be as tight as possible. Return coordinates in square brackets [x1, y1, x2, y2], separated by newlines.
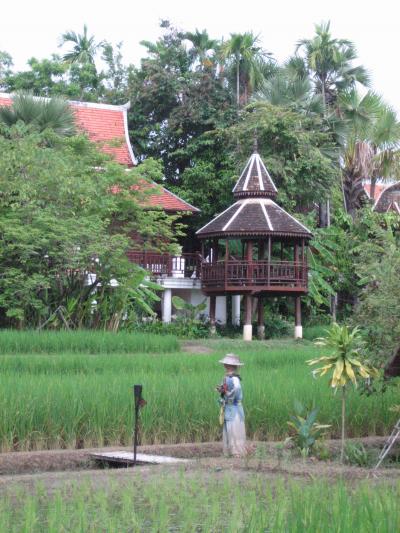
[1, 475, 399, 532]
[0, 330, 397, 451]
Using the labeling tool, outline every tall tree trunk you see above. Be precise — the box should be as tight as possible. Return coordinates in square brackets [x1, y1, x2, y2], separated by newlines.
[340, 386, 346, 463]
[369, 176, 377, 203]
[236, 57, 240, 107]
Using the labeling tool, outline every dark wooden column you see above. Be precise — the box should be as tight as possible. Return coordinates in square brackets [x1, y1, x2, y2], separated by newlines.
[243, 293, 253, 341]
[210, 295, 217, 335]
[294, 296, 302, 339]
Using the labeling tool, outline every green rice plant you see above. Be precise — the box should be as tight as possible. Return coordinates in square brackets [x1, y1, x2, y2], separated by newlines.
[0, 330, 179, 354]
[0, 339, 396, 450]
[0, 476, 400, 532]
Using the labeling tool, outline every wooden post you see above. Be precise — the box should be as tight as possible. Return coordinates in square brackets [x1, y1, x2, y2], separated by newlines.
[294, 296, 302, 339]
[257, 296, 265, 339]
[267, 236, 271, 286]
[243, 294, 252, 341]
[225, 239, 229, 290]
[246, 240, 253, 287]
[209, 295, 217, 335]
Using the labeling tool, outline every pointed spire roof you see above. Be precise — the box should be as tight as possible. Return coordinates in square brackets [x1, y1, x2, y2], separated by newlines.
[232, 148, 278, 199]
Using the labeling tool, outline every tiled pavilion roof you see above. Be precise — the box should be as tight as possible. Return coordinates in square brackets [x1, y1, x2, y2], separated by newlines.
[197, 149, 312, 239]
[232, 150, 277, 199]
[0, 93, 198, 213]
[373, 182, 400, 214]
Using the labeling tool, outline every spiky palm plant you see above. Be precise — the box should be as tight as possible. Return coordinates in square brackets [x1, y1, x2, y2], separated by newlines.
[307, 323, 378, 463]
[0, 92, 75, 136]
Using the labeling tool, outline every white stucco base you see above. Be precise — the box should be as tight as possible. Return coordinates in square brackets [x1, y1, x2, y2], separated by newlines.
[243, 324, 253, 341]
[257, 325, 265, 339]
[294, 325, 303, 339]
[232, 295, 241, 326]
[162, 288, 172, 323]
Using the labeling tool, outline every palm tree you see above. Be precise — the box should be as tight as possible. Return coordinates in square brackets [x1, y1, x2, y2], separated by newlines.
[0, 92, 75, 136]
[222, 32, 272, 106]
[255, 65, 323, 116]
[296, 21, 370, 112]
[307, 324, 378, 463]
[338, 90, 400, 217]
[184, 29, 218, 71]
[59, 24, 103, 65]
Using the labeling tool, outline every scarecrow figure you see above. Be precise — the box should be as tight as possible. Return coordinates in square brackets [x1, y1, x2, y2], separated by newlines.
[216, 354, 246, 457]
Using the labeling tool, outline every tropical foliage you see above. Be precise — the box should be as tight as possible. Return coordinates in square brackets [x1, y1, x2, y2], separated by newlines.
[0, 125, 177, 329]
[307, 324, 379, 461]
[1, 19, 400, 345]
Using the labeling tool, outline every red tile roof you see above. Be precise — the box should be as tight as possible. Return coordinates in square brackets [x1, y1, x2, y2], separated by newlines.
[112, 180, 199, 212]
[0, 93, 134, 166]
[72, 102, 135, 166]
[0, 93, 199, 213]
[363, 182, 386, 200]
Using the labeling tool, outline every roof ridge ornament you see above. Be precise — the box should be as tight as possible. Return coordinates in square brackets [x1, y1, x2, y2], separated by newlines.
[232, 146, 277, 199]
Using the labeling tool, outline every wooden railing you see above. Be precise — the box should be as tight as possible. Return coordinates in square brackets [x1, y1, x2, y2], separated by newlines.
[201, 260, 308, 290]
[127, 251, 201, 278]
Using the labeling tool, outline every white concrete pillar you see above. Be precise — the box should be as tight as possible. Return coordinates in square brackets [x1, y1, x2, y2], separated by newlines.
[216, 296, 227, 325]
[232, 295, 241, 326]
[243, 324, 253, 341]
[162, 288, 172, 323]
[294, 326, 303, 339]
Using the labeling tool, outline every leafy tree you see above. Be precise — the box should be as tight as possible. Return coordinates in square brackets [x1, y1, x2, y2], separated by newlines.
[101, 41, 129, 104]
[221, 102, 338, 210]
[128, 21, 235, 186]
[0, 51, 13, 88]
[3, 56, 71, 97]
[0, 92, 75, 136]
[0, 125, 178, 328]
[353, 232, 400, 361]
[308, 324, 378, 462]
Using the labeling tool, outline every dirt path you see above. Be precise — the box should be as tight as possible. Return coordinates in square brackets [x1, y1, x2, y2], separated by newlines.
[0, 437, 398, 495]
[181, 341, 214, 354]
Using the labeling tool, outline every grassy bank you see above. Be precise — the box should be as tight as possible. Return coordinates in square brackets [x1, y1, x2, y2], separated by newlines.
[1, 475, 399, 532]
[0, 338, 396, 450]
[0, 330, 179, 354]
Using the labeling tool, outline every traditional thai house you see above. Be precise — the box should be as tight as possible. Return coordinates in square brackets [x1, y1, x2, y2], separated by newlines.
[0, 92, 206, 323]
[196, 145, 313, 341]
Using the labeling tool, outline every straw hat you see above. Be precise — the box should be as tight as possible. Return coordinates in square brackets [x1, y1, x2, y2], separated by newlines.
[218, 354, 244, 367]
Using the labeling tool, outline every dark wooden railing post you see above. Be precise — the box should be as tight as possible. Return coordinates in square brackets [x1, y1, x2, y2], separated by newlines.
[244, 294, 252, 341]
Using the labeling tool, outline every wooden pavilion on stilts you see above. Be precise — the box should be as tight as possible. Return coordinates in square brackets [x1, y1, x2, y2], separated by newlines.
[196, 143, 313, 341]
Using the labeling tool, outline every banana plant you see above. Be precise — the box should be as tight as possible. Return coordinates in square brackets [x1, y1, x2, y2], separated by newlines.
[171, 296, 207, 321]
[287, 401, 331, 457]
[307, 323, 379, 462]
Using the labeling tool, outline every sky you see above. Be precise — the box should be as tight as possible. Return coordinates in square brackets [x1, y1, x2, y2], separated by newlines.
[1, 0, 399, 112]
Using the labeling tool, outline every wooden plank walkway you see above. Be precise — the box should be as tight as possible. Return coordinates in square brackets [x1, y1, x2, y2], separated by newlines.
[90, 451, 190, 465]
